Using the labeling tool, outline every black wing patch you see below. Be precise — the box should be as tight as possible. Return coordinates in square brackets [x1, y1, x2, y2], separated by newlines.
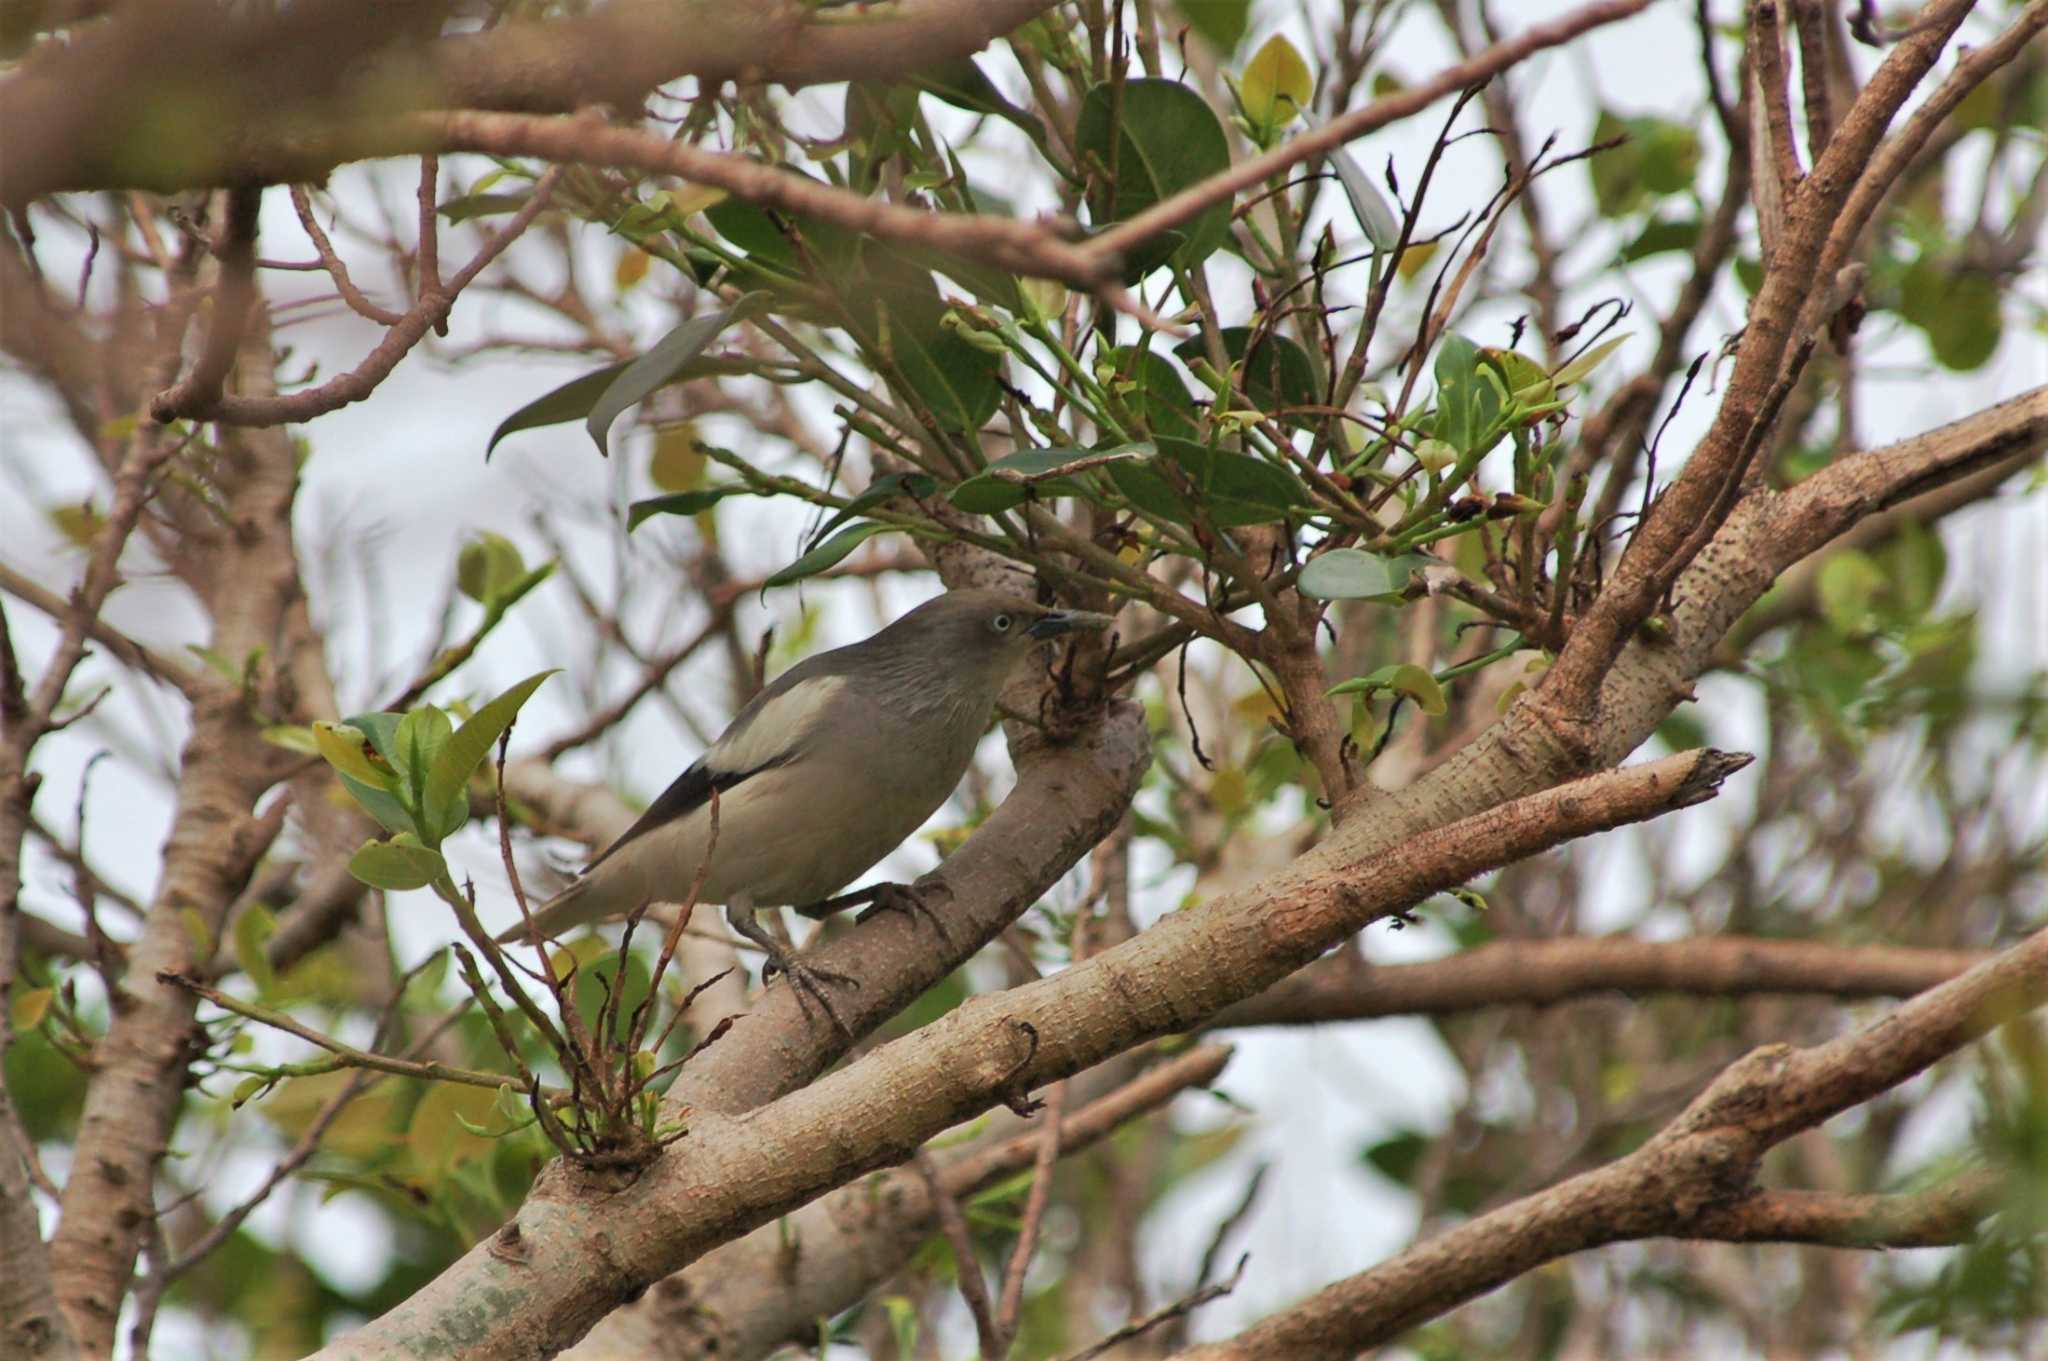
[581, 760, 762, 874]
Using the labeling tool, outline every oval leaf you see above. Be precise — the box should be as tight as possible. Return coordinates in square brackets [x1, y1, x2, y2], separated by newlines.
[485, 361, 630, 459]
[1298, 548, 1397, 599]
[627, 485, 757, 531]
[586, 293, 770, 456]
[765, 521, 899, 588]
[348, 839, 449, 892]
[420, 670, 557, 845]
[949, 447, 1138, 514]
[1176, 328, 1320, 425]
[1240, 33, 1313, 133]
[1076, 79, 1234, 278]
[313, 721, 395, 789]
[1327, 662, 1446, 715]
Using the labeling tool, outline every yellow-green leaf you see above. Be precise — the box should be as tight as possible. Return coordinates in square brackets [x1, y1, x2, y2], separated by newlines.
[233, 904, 278, 994]
[649, 422, 707, 493]
[348, 838, 447, 892]
[1240, 33, 1313, 133]
[314, 722, 396, 790]
[1552, 334, 1628, 387]
[10, 987, 52, 1030]
[455, 532, 526, 605]
[420, 670, 556, 841]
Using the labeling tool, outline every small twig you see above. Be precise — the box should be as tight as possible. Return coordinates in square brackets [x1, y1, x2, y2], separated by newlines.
[197, 167, 564, 424]
[159, 970, 546, 1096]
[415, 154, 441, 299]
[913, 1147, 1004, 1359]
[148, 185, 263, 421]
[1082, 0, 1652, 268]
[1058, 1254, 1249, 1361]
[288, 185, 404, 325]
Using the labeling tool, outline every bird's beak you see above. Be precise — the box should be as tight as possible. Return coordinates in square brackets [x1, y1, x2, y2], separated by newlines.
[1028, 608, 1115, 639]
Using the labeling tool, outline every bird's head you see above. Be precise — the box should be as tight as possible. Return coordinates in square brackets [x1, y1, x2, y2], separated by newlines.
[877, 589, 1114, 684]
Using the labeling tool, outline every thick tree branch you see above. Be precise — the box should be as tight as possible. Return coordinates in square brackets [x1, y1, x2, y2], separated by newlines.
[1211, 935, 1986, 1028]
[303, 747, 1746, 1361]
[0, 0, 1062, 207]
[44, 347, 325, 1356]
[1174, 921, 2048, 1360]
[1538, 0, 1979, 724]
[567, 1045, 1232, 1361]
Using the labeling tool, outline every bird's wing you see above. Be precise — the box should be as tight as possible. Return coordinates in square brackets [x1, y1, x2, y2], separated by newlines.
[579, 663, 851, 873]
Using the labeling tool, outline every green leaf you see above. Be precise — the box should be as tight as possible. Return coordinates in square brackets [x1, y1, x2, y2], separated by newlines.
[909, 56, 1050, 149]
[337, 773, 415, 836]
[1817, 549, 1889, 637]
[626, 485, 758, 530]
[1177, 328, 1320, 424]
[587, 293, 771, 455]
[1168, 439, 1310, 522]
[260, 724, 320, 755]
[809, 471, 940, 547]
[949, 447, 1138, 514]
[393, 705, 455, 830]
[1551, 334, 1629, 388]
[1588, 110, 1701, 216]
[485, 361, 630, 459]
[765, 521, 899, 588]
[1299, 548, 1396, 599]
[1328, 662, 1446, 715]
[233, 904, 278, 993]
[313, 721, 395, 790]
[1105, 345, 1204, 439]
[1914, 266, 2002, 371]
[1106, 438, 1311, 527]
[1239, 33, 1313, 136]
[1076, 78, 1234, 278]
[1430, 333, 1503, 458]
[1620, 216, 1701, 262]
[230, 1074, 271, 1108]
[1330, 143, 1399, 252]
[840, 247, 1003, 432]
[1301, 549, 1435, 601]
[437, 193, 529, 223]
[1176, 0, 1250, 51]
[419, 671, 556, 845]
[348, 837, 449, 892]
[1361, 1128, 1427, 1186]
[456, 531, 526, 604]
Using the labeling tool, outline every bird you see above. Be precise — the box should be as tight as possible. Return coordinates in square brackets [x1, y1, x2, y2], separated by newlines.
[496, 589, 1112, 1022]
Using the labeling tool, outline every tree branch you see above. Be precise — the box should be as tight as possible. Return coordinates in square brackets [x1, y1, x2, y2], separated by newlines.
[567, 1044, 1232, 1361]
[0, 0, 1063, 207]
[1081, 0, 1653, 268]
[1173, 921, 2048, 1360]
[1211, 935, 1986, 1028]
[301, 748, 1746, 1361]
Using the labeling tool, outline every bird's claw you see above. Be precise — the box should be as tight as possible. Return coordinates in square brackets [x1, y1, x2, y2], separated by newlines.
[856, 881, 956, 947]
[762, 947, 860, 1040]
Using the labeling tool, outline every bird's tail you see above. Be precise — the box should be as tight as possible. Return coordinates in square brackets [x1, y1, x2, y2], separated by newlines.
[492, 877, 595, 945]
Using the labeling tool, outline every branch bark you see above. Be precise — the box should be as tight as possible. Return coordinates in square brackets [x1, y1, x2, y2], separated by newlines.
[1174, 920, 2048, 1360]
[302, 749, 1747, 1360]
[0, 0, 1062, 207]
[1211, 935, 1986, 1028]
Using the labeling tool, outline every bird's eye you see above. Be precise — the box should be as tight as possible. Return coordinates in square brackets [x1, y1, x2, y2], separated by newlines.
[991, 613, 1014, 634]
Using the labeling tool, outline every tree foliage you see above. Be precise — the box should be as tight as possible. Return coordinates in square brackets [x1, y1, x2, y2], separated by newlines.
[1, 2, 2046, 1360]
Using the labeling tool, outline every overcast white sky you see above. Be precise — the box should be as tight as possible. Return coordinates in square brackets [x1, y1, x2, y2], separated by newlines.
[3, 2, 2044, 1355]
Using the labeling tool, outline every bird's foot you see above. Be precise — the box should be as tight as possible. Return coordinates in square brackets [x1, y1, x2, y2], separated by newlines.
[760, 944, 860, 1040]
[855, 881, 956, 945]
